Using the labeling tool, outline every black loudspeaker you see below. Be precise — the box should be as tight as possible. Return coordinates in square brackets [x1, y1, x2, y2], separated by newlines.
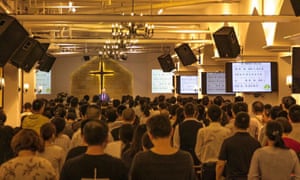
[157, 54, 175, 72]
[10, 37, 45, 72]
[83, 55, 90, 61]
[213, 26, 240, 58]
[41, 43, 50, 51]
[0, 14, 29, 67]
[292, 47, 300, 93]
[174, 43, 197, 66]
[291, 0, 300, 16]
[38, 53, 56, 72]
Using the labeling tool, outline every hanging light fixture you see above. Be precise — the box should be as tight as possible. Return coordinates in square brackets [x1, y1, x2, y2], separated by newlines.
[111, 0, 154, 39]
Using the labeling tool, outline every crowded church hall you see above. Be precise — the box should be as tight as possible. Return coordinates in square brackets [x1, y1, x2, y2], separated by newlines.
[1, 0, 300, 179]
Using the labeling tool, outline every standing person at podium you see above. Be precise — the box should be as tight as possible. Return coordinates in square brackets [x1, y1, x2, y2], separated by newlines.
[99, 88, 110, 104]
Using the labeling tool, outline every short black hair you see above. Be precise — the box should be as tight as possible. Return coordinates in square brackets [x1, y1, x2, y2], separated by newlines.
[146, 114, 171, 139]
[24, 102, 32, 110]
[281, 96, 296, 110]
[270, 105, 283, 120]
[235, 112, 250, 130]
[66, 112, 76, 120]
[40, 123, 56, 141]
[289, 104, 300, 123]
[51, 117, 66, 135]
[232, 102, 248, 115]
[252, 101, 264, 113]
[32, 99, 45, 112]
[213, 96, 224, 106]
[207, 104, 222, 122]
[83, 120, 108, 145]
[276, 117, 292, 133]
[184, 103, 196, 117]
[234, 96, 244, 102]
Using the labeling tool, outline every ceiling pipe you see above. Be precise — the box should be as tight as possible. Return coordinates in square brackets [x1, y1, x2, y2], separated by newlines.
[16, 14, 300, 23]
[25, 0, 240, 14]
[38, 38, 213, 44]
[0, 0, 12, 13]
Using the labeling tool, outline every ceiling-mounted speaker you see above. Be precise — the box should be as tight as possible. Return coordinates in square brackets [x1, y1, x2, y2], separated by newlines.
[213, 26, 240, 58]
[10, 37, 45, 72]
[38, 53, 56, 72]
[290, 0, 300, 16]
[83, 55, 90, 61]
[157, 54, 175, 72]
[0, 14, 29, 67]
[174, 43, 197, 66]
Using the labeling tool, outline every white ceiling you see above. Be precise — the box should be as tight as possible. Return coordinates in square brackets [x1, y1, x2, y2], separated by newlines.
[1, 0, 299, 57]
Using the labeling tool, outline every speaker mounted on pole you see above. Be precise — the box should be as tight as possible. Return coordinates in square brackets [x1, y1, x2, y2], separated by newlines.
[157, 54, 175, 72]
[213, 26, 240, 58]
[37, 53, 56, 72]
[0, 14, 29, 67]
[174, 43, 197, 66]
[10, 37, 45, 72]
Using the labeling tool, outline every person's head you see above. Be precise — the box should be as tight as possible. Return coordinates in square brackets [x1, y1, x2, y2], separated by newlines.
[263, 104, 272, 123]
[197, 104, 206, 120]
[265, 120, 287, 149]
[70, 97, 79, 108]
[276, 117, 292, 134]
[0, 111, 7, 126]
[79, 104, 89, 119]
[281, 96, 296, 111]
[86, 104, 101, 120]
[289, 104, 300, 123]
[234, 96, 244, 102]
[92, 95, 100, 103]
[146, 114, 172, 139]
[207, 104, 222, 122]
[173, 107, 184, 127]
[122, 108, 136, 123]
[83, 95, 90, 102]
[213, 96, 224, 106]
[183, 103, 197, 118]
[202, 96, 210, 106]
[23, 102, 32, 111]
[83, 120, 109, 146]
[117, 104, 127, 117]
[252, 101, 264, 114]
[112, 99, 121, 108]
[54, 107, 66, 118]
[105, 106, 118, 123]
[11, 129, 43, 155]
[40, 122, 56, 141]
[66, 112, 76, 121]
[234, 112, 250, 130]
[119, 124, 134, 144]
[32, 99, 45, 113]
[270, 105, 283, 120]
[51, 117, 66, 136]
[232, 102, 248, 115]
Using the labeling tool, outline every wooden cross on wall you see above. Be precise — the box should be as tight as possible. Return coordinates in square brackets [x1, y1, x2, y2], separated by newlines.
[89, 57, 114, 92]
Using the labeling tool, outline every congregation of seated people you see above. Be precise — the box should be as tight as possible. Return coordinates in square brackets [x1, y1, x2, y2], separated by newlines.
[0, 93, 300, 180]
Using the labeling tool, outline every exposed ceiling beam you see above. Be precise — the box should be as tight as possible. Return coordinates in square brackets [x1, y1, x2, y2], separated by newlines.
[39, 38, 213, 44]
[15, 14, 300, 23]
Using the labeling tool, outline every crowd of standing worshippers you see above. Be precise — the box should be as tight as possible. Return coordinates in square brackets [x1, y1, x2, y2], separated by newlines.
[0, 93, 299, 180]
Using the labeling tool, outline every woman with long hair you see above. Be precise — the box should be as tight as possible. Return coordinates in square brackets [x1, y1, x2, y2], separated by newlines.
[248, 121, 300, 180]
